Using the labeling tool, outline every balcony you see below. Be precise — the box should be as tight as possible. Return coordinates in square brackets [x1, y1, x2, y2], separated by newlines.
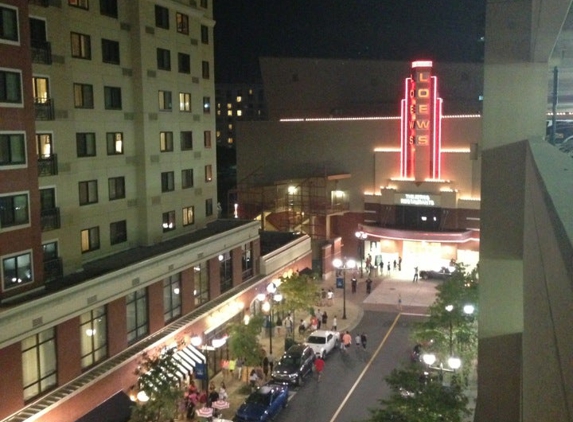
[43, 257, 63, 282]
[38, 154, 58, 177]
[31, 40, 52, 64]
[40, 207, 61, 231]
[29, 0, 50, 6]
[35, 98, 55, 120]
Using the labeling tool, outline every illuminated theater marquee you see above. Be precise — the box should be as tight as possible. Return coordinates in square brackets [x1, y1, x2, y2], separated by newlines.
[400, 61, 443, 180]
[398, 193, 440, 207]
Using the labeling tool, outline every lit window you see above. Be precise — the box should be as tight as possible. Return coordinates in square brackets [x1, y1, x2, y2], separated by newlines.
[179, 92, 191, 112]
[79, 307, 107, 368]
[22, 328, 57, 401]
[236, 96, 242, 102]
[204, 164, 212, 182]
[69, 0, 89, 10]
[2, 251, 33, 290]
[80, 226, 100, 252]
[237, 110, 242, 116]
[162, 210, 175, 232]
[71, 32, 91, 59]
[106, 132, 123, 155]
[176, 12, 189, 34]
[183, 206, 194, 226]
[203, 97, 211, 114]
[158, 90, 172, 111]
[160, 132, 173, 152]
[203, 131, 212, 148]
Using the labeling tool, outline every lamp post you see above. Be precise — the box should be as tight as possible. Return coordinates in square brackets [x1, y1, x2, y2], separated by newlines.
[422, 353, 462, 385]
[445, 304, 454, 355]
[258, 283, 283, 355]
[333, 258, 356, 320]
[355, 231, 367, 278]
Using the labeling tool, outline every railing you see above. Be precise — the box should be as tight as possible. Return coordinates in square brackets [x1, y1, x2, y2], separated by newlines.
[29, 0, 50, 6]
[40, 207, 61, 231]
[31, 40, 52, 64]
[43, 258, 63, 282]
[35, 98, 55, 120]
[38, 154, 58, 176]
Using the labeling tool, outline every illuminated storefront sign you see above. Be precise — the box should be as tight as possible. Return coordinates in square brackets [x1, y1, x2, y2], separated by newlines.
[397, 193, 441, 207]
[400, 61, 443, 180]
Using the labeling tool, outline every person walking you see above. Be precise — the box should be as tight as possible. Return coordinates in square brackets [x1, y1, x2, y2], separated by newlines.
[413, 266, 419, 283]
[321, 310, 328, 326]
[360, 332, 368, 349]
[284, 314, 293, 337]
[355, 333, 361, 347]
[332, 315, 338, 331]
[342, 331, 352, 352]
[351, 277, 357, 293]
[314, 355, 325, 382]
[262, 355, 270, 380]
[228, 357, 236, 379]
[365, 278, 372, 294]
[327, 288, 334, 306]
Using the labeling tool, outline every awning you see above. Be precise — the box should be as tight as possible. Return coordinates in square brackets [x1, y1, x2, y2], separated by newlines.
[148, 344, 206, 387]
[75, 391, 132, 422]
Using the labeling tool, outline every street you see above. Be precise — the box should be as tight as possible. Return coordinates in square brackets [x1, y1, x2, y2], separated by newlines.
[272, 310, 427, 422]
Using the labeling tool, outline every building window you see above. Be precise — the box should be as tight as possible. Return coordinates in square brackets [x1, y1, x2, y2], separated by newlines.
[22, 328, 57, 402]
[242, 242, 253, 280]
[181, 169, 194, 189]
[81, 226, 100, 252]
[0, 133, 26, 166]
[36, 133, 52, 159]
[126, 288, 148, 345]
[183, 205, 194, 226]
[205, 198, 213, 216]
[180, 131, 193, 150]
[104, 86, 122, 109]
[79, 180, 98, 205]
[0, 69, 22, 104]
[179, 92, 191, 112]
[0, 193, 29, 228]
[194, 262, 209, 305]
[73, 83, 94, 108]
[219, 251, 232, 293]
[40, 188, 56, 212]
[80, 307, 107, 369]
[163, 274, 181, 322]
[162, 210, 175, 232]
[32, 76, 49, 105]
[0, 5, 18, 43]
[205, 164, 212, 182]
[203, 96, 211, 114]
[69, 0, 89, 9]
[155, 5, 169, 29]
[160, 131, 173, 152]
[76, 132, 96, 157]
[202, 61, 210, 79]
[156, 48, 171, 71]
[176, 12, 189, 34]
[110, 220, 126, 244]
[106, 132, 123, 155]
[158, 90, 172, 111]
[201, 25, 208, 44]
[178, 53, 190, 74]
[101, 39, 120, 64]
[204, 131, 212, 148]
[108, 176, 125, 200]
[71, 32, 91, 59]
[100, 0, 118, 18]
[161, 171, 175, 192]
[2, 251, 33, 290]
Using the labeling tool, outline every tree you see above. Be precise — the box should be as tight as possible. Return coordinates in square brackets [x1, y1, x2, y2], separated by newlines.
[227, 314, 265, 368]
[363, 365, 470, 422]
[129, 346, 184, 422]
[276, 272, 319, 337]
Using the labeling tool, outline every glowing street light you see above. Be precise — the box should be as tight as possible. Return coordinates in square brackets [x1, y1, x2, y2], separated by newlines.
[333, 258, 356, 319]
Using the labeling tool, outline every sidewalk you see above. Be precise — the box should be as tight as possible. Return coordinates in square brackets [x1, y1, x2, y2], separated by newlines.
[183, 270, 477, 421]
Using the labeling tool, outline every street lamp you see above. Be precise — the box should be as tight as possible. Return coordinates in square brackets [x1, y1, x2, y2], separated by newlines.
[445, 304, 454, 355]
[355, 231, 367, 278]
[333, 258, 356, 320]
[258, 283, 283, 354]
[422, 353, 462, 384]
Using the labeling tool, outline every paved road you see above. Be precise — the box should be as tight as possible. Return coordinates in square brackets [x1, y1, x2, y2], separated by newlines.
[273, 310, 427, 422]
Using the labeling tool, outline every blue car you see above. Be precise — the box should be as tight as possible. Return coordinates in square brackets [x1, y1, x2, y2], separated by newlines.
[234, 383, 289, 422]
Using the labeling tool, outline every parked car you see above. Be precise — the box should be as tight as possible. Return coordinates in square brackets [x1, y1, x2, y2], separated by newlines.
[271, 344, 315, 386]
[234, 383, 289, 422]
[419, 267, 454, 280]
[304, 329, 339, 358]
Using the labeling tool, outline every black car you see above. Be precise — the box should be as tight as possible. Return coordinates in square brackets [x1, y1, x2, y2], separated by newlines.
[419, 267, 453, 280]
[271, 344, 315, 386]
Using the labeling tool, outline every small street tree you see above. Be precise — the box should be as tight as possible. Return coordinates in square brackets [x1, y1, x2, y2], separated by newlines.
[227, 313, 265, 370]
[129, 346, 184, 422]
[276, 272, 319, 338]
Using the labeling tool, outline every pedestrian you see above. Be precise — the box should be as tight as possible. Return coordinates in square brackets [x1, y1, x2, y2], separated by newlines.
[249, 369, 259, 390]
[322, 310, 328, 326]
[342, 331, 352, 352]
[316, 310, 322, 329]
[221, 358, 229, 380]
[398, 293, 402, 311]
[387, 262, 391, 272]
[321, 288, 327, 306]
[219, 381, 228, 401]
[327, 288, 334, 306]
[228, 357, 236, 379]
[284, 314, 293, 337]
[355, 333, 361, 347]
[360, 332, 367, 349]
[332, 315, 337, 331]
[236, 356, 244, 380]
[298, 319, 307, 335]
[398, 256, 402, 271]
[268, 352, 275, 373]
[314, 355, 325, 382]
[365, 278, 372, 294]
[393, 259, 397, 270]
[413, 266, 419, 283]
[351, 277, 357, 293]
[262, 355, 270, 380]
[208, 382, 219, 406]
[275, 315, 283, 336]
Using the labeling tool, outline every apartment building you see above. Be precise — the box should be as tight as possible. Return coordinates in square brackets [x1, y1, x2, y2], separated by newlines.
[0, 1, 313, 421]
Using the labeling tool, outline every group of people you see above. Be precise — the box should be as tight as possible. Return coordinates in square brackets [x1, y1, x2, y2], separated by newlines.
[340, 330, 368, 352]
[180, 379, 228, 420]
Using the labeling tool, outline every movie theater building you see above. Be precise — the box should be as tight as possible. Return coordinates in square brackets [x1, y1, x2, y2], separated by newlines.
[235, 58, 482, 272]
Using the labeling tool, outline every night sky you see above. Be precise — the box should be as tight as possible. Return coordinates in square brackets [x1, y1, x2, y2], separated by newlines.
[214, 0, 486, 82]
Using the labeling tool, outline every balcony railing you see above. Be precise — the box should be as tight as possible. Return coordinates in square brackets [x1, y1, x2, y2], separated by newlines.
[35, 98, 55, 120]
[29, 0, 50, 6]
[31, 40, 52, 64]
[40, 207, 61, 231]
[43, 258, 63, 282]
[38, 154, 58, 176]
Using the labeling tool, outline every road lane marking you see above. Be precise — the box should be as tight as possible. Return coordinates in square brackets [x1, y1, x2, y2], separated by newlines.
[328, 313, 402, 422]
